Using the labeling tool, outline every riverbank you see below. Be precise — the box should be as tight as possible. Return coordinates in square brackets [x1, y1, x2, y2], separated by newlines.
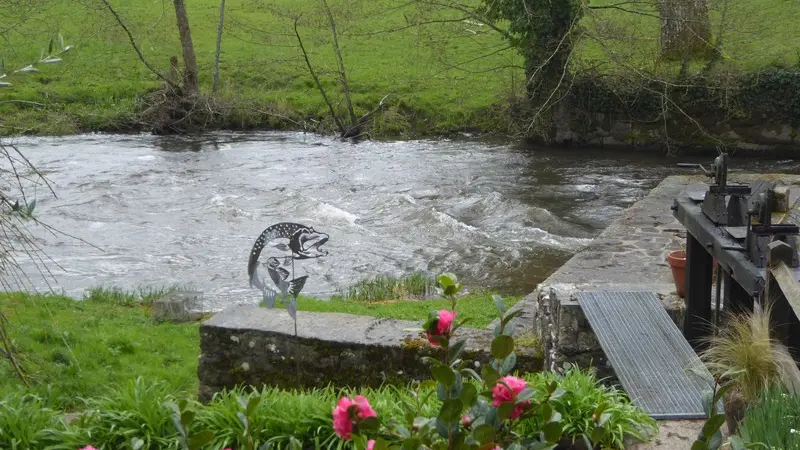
[0, 289, 520, 408]
[1, 0, 798, 150]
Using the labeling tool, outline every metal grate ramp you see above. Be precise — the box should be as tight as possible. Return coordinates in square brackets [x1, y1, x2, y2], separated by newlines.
[577, 291, 714, 420]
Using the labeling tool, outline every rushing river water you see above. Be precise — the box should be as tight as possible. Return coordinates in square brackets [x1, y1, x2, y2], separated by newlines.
[5, 132, 800, 309]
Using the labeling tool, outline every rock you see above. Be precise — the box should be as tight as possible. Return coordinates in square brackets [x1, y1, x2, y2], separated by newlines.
[152, 291, 204, 323]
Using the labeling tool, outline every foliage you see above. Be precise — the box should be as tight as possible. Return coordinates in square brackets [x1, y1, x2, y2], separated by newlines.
[520, 364, 658, 449]
[0, 289, 521, 407]
[0, 393, 60, 449]
[737, 384, 800, 449]
[2, 0, 797, 137]
[0, 292, 201, 409]
[331, 272, 433, 303]
[83, 285, 186, 307]
[699, 307, 800, 404]
[690, 376, 732, 450]
[0, 371, 654, 450]
[330, 273, 567, 450]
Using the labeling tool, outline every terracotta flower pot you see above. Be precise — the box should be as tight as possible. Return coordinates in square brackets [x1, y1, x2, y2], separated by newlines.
[667, 250, 687, 298]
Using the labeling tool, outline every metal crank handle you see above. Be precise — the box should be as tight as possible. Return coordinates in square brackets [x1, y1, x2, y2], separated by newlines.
[676, 163, 711, 176]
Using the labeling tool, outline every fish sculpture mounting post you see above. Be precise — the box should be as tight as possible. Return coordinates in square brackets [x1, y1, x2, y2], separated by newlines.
[247, 222, 329, 333]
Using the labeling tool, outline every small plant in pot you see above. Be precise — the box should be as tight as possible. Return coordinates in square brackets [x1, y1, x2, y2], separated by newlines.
[698, 305, 800, 435]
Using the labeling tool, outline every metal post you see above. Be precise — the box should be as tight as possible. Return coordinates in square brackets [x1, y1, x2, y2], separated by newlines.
[723, 271, 754, 315]
[684, 234, 713, 350]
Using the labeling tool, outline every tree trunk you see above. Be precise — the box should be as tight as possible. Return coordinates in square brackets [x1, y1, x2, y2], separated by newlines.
[659, 0, 712, 60]
[212, 0, 226, 93]
[173, 0, 199, 96]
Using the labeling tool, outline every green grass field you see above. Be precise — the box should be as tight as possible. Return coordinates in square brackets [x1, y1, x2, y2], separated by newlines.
[0, 289, 519, 409]
[0, 0, 798, 136]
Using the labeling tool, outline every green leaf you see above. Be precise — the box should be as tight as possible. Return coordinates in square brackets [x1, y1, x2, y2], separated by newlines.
[708, 430, 723, 450]
[691, 441, 709, 450]
[433, 365, 456, 387]
[590, 426, 605, 444]
[516, 388, 536, 403]
[496, 402, 515, 421]
[501, 309, 524, 327]
[541, 403, 552, 423]
[444, 283, 462, 296]
[58, 33, 64, 50]
[729, 435, 746, 450]
[597, 412, 612, 427]
[420, 379, 438, 390]
[493, 295, 506, 315]
[701, 414, 726, 439]
[529, 442, 557, 450]
[360, 416, 381, 431]
[1, 57, 5, 74]
[438, 273, 457, 288]
[449, 339, 467, 364]
[247, 395, 262, 416]
[180, 410, 195, 429]
[188, 431, 215, 450]
[481, 365, 499, 387]
[402, 437, 422, 450]
[48, 38, 54, 55]
[461, 368, 482, 382]
[373, 438, 390, 450]
[701, 390, 713, 417]
[499, 352, 516, 376]
[541, 421, 563, 443]
[439, 399, 464, 423]
[472, 423, 494, 444]
[460, 383, 478, 407]
[491, 335, 514, 360]
[713, 383, 734, 405]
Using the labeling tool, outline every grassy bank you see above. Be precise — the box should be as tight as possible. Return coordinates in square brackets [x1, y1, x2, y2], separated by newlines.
[0, 0, 797, 137]
[0, 288, 520, 408]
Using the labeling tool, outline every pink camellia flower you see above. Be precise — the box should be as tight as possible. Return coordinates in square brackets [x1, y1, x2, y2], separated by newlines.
[491, 375, 530, 420]
[425, 310, 456, 346]
[332, 395, 377, 440]
[367, 440, 376, 450]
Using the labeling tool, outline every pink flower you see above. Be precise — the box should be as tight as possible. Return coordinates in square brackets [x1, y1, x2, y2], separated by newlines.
[332, 395, 377, 440]
[461, 415, 471, 427]
[79, 447, 98, 450]
[367, 440, 376, 450]
[426, 310, 456, 346]
[491, 375, 530, 420]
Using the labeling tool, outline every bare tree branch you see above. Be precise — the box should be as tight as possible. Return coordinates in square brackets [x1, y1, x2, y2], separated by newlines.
[98, 0, 180, 89]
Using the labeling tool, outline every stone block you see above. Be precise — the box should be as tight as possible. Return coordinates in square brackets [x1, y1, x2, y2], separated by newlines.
[152, 291, 204, 323]
[197, 307, 543, 403]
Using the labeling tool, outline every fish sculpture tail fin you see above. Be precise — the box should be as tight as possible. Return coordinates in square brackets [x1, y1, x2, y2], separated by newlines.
[289, 276, 308, 298]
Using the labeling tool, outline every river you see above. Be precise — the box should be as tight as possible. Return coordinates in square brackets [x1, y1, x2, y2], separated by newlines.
[4, 131, 799, 310]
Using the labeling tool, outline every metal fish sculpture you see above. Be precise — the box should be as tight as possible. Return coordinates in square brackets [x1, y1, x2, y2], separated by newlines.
[247, 222, 329, 290]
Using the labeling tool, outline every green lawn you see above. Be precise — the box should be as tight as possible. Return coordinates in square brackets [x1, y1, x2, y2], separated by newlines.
[0, 290, 519, 409]
[0, 0, 797, 136]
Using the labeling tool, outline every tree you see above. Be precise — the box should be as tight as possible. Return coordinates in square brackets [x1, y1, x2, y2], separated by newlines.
[173, 0, 199, 96]
[480, 0, 583, 109]
[659, 0, 712, 60]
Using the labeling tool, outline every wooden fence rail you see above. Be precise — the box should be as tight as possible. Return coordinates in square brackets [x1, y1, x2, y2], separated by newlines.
[766, 240, 800, 359]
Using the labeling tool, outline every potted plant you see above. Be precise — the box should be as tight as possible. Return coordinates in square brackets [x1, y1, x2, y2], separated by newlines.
[698, 305, 800, 434]
[666, 244, 686, 298]
[667, 243, 719, 299]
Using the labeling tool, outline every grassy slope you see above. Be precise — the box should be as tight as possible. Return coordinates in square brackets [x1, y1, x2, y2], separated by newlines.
[0, 291, 519, 408]
[1, 0, 798, 136]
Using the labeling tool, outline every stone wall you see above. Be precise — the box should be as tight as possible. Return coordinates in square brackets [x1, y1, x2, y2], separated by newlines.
[197, 307, 543, 402]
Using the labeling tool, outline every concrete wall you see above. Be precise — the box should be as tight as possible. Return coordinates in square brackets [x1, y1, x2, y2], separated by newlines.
[197, 307, 543, 402]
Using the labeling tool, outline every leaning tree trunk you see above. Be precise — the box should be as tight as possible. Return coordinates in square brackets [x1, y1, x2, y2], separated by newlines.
[659, 0, 712, 60]
[173, 0, 199, 96]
